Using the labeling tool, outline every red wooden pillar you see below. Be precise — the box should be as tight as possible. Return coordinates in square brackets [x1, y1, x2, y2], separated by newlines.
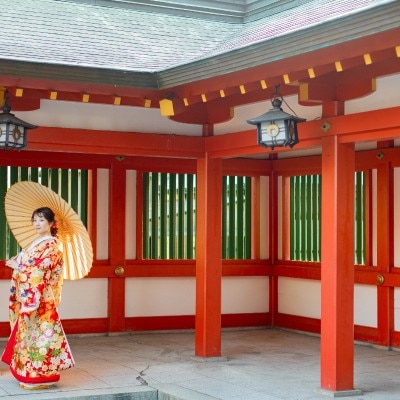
[376, 158, 394, 345]
[320, 136, 358, 393]
[108, 157, 126, 332]
[195, 155, 222, 357]
[269, 169, 279, 326]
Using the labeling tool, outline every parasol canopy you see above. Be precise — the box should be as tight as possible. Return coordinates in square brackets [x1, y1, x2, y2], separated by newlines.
[4, 181, 93, 280]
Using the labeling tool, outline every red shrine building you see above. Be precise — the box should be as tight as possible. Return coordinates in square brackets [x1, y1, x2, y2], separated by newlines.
[1, 0, 400, 395]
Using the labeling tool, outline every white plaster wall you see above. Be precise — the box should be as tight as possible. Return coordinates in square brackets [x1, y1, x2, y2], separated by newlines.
[126, 277, 196, 317]
[346, 75, 400, 115]
[278, 277, 321, 319]
[259, 176, 269, 259]
[278, 279, 377, 327]
[58, 279, 108, 319]
[126, 170, 137, 260]
[394, 288, 400, 331]
[222, 276, 269, 314]
[20, 99, 202, 136]
[0, 278, 108, 322]
[96, 168, 109, 260]
[354, 284, 377, 327]
[125, 276, 269, 317]
[394, 168, 400, 267]
[0, 280, 10, 322]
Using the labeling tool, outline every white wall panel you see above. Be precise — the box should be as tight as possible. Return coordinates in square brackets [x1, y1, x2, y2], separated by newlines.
[126, 277, 195, 317]
[0, 280, 10, 322]
[96, 168, 109, 260]
[222, 276, 269, 314]
[126, 276, 269, 317]
[126, 170, 137, 260]
[394, 288, 400, 331]
[58, 278, 108, 319]
[278, 277, 321, 319]
[354, 284, 377, 327]
[346, 75, 400, 114]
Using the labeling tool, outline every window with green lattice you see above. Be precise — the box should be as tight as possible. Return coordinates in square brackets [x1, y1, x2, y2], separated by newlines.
[290, 172, 366, 264]
[142, 173, 252, 260]
[0, 166, 88, 260]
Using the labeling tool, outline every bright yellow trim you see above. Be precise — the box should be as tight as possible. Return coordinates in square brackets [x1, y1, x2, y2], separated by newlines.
[363, 54, 372, 65]
[335, 61, 343, 72]
[299, 83, 308, 102]
[159, 98, 174, 116]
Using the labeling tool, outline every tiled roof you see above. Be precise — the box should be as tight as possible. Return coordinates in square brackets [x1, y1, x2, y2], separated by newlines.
[1, 0, 239, 72]
[0, 0, 398, 88]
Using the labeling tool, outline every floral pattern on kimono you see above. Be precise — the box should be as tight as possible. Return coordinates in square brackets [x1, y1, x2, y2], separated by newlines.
[1, 237, 75, 384]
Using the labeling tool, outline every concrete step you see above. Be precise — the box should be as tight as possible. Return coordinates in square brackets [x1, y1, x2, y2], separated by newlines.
[4, 386, 157, 400]
[156, 384, 218, 400]
[4, 384, 218, 400]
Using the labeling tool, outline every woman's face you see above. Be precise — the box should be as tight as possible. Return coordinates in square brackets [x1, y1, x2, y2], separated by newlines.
[32, 213, 53, 237]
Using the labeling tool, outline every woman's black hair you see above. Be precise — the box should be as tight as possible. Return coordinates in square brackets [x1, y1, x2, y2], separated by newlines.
[31, 207, 58, 236]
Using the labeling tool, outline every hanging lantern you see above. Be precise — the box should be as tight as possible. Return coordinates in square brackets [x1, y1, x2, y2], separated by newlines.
[0, 93, 37, 150]
[247, 85, 305, 150]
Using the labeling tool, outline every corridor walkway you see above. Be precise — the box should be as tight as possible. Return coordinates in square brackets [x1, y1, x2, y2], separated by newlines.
[0, 329, 399, 399]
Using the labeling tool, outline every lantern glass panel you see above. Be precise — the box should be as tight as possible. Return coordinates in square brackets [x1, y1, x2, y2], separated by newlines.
[259, 120, 287, 148]
[0, 123, 26, 150]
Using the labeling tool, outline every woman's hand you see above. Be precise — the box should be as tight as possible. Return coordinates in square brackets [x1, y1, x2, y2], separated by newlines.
[5, 258, 18, 269]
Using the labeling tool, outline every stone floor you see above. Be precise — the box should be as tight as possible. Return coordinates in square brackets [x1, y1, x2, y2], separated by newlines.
[0, 328, 400, 399]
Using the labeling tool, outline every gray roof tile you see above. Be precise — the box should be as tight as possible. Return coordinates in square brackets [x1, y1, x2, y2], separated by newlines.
[0, 0, 397, 74]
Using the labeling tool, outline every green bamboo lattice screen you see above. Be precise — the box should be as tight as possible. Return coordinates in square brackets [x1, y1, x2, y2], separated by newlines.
[290, 172, 366, 264]
[0, 166, 88, 260]
[142, 173, 252, 260]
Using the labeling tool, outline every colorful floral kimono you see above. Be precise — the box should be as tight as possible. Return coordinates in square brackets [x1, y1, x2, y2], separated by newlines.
[1, 236, 74, 385]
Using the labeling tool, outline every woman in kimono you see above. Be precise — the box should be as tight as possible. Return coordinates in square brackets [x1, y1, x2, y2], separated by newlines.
[2, 207, 74, 390]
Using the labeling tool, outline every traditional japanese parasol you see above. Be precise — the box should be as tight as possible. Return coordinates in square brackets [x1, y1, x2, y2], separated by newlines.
[4, 181, 93, 280]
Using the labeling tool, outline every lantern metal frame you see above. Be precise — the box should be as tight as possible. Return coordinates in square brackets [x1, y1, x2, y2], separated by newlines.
[0, 92, 37, 150]
[247, 85, 305, 150]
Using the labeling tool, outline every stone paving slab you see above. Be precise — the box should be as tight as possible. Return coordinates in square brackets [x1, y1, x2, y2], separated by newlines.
[1, 329, 400, 399]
